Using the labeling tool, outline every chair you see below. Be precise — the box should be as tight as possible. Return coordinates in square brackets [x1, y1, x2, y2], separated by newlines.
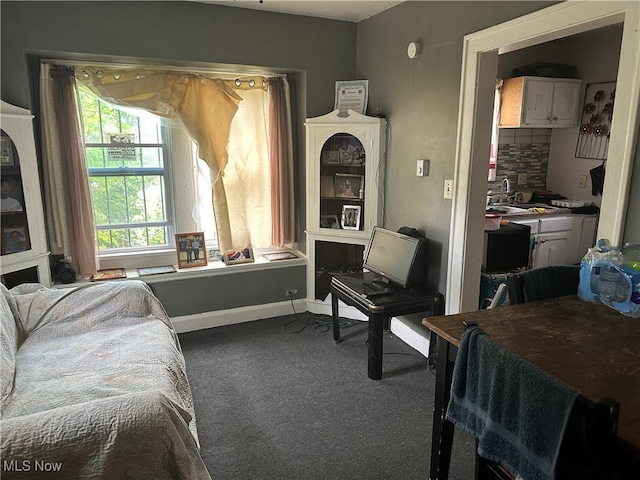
[507, 265, 580, 304]
[476, 395, 620, 480]
[454, 323, 620, 480]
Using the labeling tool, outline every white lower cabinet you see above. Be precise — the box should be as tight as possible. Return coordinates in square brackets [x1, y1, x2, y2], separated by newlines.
[535, 235, 572, 267]
[510, 214, 597, 269]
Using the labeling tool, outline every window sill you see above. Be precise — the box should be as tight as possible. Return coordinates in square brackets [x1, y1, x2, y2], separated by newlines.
[130, 250, 306, 284]
[55, 249, 306, 287]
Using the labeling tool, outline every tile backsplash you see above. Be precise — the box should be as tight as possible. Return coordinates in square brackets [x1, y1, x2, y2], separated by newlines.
[488, 128, 551, 195]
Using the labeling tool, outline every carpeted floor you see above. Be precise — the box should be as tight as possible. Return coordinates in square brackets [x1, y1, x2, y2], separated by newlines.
[178, 312, 475, 479]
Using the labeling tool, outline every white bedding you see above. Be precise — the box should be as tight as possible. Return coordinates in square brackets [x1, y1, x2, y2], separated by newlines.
[1, 281, 211, 479]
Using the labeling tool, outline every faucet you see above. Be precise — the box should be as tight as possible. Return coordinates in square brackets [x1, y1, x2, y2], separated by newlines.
[501, 177, 511, 203]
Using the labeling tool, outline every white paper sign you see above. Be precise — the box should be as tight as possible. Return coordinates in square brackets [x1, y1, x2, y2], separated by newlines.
[335, 80, 368, 116]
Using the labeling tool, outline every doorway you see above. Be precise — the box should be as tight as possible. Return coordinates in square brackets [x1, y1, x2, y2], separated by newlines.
[446, 1, 640, 314]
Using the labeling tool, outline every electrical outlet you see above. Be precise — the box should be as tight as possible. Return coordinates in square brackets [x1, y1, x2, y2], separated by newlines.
[578, 175, 587, 188]
[444, 179, 453, 199]
[517, 173, 527, 185]
[285, 288, 298, 297]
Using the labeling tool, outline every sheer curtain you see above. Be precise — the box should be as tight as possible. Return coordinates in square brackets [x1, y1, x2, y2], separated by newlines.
[39, 64, 98, 277]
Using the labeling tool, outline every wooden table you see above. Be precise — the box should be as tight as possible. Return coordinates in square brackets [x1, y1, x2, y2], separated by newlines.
[330, 272, 444, 380]
[422, 295, 640, 479]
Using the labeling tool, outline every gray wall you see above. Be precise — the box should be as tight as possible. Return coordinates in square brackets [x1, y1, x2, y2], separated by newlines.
[0, 1, 358, 315]
[355, 1, 557, 289]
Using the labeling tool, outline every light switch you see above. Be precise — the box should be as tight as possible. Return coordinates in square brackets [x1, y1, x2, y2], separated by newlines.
[578, 175, 587, 188]
[444, 179, 453, 199]
[517, 173, 527, 185]
[416, 159, 429, 176]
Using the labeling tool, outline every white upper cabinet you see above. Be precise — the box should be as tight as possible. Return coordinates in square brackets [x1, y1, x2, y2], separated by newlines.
[499, 76, 581, 128]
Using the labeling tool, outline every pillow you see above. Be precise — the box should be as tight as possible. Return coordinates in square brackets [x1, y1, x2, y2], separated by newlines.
[1, 284, 23, 407]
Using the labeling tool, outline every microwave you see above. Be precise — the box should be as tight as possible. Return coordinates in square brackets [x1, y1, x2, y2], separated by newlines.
[483, 223, 532, 273]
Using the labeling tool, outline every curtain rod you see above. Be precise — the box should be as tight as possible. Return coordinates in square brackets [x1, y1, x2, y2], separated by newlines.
[41, 59, 287, 79]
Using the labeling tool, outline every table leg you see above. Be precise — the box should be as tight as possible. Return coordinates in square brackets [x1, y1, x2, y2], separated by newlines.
[368, 313, 385, 380]
[331, 289, 341, 343]
[429, 336, 456, 480]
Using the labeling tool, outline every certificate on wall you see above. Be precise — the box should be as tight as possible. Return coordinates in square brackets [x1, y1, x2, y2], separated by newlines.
[335, 80, 368, 116]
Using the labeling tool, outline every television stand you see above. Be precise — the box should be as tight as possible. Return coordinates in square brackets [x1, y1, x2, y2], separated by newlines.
[330, 271, 444, 380]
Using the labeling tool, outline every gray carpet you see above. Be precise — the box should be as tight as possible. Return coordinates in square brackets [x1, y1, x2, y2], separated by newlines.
[178, 312, 475, 479]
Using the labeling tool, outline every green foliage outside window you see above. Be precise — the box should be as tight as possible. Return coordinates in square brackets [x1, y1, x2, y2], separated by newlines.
[78, 89, 170, 251]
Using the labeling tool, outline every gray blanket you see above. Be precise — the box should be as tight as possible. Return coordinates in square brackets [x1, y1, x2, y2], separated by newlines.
[1, 281, 210, 479]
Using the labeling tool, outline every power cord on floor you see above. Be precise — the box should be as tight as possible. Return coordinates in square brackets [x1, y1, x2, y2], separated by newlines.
[283, 294, 361, 334]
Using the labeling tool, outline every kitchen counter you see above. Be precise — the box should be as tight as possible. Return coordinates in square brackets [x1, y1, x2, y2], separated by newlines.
[486, 203, 572, 218]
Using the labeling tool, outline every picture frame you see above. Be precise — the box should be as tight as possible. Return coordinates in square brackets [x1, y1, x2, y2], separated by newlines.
[331, 134, 364, 166]
[320, 175, 335, 197]
[341, 205, 361, 230]
[175, 232, 207, 269]
[263, 251, 299, 262]
[91, 268, 127, 282]
[223, 248, 255, 265]
[575, 81, 616, 160]
[137, 265, 176, 277]
[334, 173, 363, 199]
[208, 249, 223, 261]
[0, 175, 25, 213]
[1, 225, 30, 254]
[1, 137, 16, 166]
[320, 214, 340, 229]
[321, 150, 340, 165]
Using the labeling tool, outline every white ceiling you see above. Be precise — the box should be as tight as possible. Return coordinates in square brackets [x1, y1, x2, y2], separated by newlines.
[195, 0, 405, 22]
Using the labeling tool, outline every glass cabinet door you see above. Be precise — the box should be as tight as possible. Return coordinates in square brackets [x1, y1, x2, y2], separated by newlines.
[1, 130, 31, 255]
[319, 132, 366, 231]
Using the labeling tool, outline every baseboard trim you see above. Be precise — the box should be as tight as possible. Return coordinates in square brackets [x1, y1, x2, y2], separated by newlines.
[171, 299, 307, 333]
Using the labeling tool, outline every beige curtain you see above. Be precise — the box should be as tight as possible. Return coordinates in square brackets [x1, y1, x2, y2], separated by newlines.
[268, 77, 294, 247]
[39, 64, 98, 277]
[217, 84, 272, 250]
[76, 66, 242, 178]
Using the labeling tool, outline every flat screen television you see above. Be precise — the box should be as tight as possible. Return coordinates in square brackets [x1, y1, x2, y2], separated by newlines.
[363, 227, 426, 288]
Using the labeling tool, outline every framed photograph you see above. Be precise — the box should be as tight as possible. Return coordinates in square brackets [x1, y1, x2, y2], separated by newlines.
[334, 173, 363, 199]
[91, 268, 127, 281]
[575, 81, 616, 160]
[341, 205, 361, 230]
[1, 225, 30, 254]
[208, 249, 223, 261]
[1, 175, 25, 213]
[223, 248, 254, 265]
[331, 134, 364, 166]
[320, 214, 340, 229]
[1, 137, 16, 166]
[321, 150, 340, 165]
[175, 232, 207, 269]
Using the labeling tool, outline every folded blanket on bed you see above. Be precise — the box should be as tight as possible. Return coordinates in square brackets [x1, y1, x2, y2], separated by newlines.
[445, 325, 579, 480]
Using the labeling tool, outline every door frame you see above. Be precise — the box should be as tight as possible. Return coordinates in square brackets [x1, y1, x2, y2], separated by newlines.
[447, 1, 640, 314]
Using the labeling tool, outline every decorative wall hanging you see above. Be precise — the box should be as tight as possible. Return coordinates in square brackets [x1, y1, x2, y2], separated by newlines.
[575, 81, 615, 160]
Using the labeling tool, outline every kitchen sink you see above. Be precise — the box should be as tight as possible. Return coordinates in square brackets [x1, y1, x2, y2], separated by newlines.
[486, 203, 561, 216]
[486, 205, 529, 215]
